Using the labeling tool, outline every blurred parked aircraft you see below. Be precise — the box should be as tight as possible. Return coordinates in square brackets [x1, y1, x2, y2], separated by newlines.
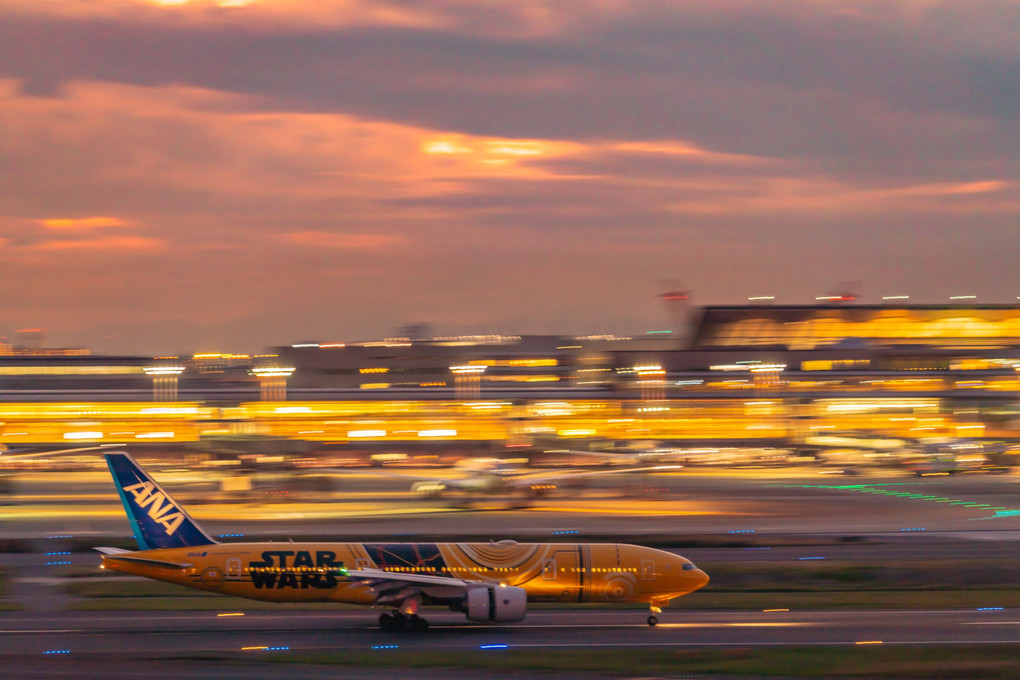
[387, 457, 682, 504]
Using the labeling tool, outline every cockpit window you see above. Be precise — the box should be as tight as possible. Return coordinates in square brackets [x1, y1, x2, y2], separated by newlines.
[682, 563, 697, 571]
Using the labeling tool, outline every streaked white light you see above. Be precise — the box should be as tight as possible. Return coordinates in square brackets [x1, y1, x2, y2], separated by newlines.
[63, 432, 103, 440]
[348, 430, 387, 438]
[418, 429, 457, 437]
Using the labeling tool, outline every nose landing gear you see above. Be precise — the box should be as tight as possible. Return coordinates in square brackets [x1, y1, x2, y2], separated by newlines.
[647, 603, 662, 627]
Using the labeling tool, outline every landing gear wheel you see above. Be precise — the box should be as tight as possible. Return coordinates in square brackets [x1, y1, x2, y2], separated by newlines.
[412, 615, 429, 631]
[379, 612, 394, 631]
[647, 615, 658, 627]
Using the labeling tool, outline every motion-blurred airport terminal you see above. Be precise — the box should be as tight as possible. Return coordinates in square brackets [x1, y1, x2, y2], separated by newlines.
[3, 302, 1020, 472]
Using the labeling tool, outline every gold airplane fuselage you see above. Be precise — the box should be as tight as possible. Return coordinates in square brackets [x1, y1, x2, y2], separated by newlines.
[102, 541, 708, 608]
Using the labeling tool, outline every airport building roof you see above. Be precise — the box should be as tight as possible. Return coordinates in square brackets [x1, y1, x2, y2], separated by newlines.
[691, 305, 1020, 351]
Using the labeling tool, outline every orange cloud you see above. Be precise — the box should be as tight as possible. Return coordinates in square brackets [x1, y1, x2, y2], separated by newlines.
[613, 141, 773, 166]
[666, 177, 1019, 216]
[39, 216, 133, 230]
[26, 236, 165, 252]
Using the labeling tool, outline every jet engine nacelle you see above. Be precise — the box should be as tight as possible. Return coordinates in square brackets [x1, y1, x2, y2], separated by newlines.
[464, 585, 527, 622]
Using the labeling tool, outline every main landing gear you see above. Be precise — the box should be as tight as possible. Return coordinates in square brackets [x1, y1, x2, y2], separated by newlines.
[379, 611, 429, 632]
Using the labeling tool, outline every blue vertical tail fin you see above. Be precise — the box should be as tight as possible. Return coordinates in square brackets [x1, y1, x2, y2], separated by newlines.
[105, 452, 218, 551]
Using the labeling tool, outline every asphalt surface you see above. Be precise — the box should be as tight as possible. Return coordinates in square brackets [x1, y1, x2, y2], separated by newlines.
[3, 607, 1020, 656]
[3, 466, 1020, 678]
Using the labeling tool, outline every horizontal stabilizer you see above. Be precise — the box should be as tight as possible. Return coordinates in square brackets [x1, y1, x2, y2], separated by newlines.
[102, 554, 194, 570]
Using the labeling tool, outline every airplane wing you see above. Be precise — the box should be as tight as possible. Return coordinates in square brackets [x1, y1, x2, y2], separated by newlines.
[0, 443, 125, 459]
[345, 568, 470, 588]
[504, 464, 683, 489]
[541, 448, 642, 464]
[342, 568, 476, 606]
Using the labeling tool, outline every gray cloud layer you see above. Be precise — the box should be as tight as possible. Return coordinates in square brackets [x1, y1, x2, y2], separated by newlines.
[0, 1, 1018, 353]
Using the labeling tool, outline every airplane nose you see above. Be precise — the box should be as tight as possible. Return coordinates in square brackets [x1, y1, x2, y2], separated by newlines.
[692, 568, 709, 590]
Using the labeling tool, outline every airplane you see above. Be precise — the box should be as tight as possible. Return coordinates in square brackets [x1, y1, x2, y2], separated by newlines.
[0, 443, 124, 459]
[97, 452, 709, 630]
[400, 457, 684, 503]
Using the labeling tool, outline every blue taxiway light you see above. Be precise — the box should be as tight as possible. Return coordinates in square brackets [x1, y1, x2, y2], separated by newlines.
[899, 528, 926, 532]
[552, 530, 579, 535]
[45, 561, 72, 566]
[728, 529, 755, 534]
[977, 607, 1004, 611]
[798, 557, 826, 561]
[372, 645, 400, 650]
[217, 533, 244, 538]
[46, 535, 72, 539]
[480, 644, 509, 650]
[44, 552, 71, 556]
[43, 650, 70, 655]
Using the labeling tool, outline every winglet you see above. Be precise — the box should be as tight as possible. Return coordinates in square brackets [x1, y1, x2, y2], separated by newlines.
[105, 452, 218, 551]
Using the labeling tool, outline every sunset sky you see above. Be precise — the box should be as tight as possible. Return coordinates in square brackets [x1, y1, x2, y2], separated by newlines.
[2, 1, 1019, 354]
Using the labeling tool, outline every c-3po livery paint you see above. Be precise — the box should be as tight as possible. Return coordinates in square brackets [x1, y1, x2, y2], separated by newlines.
[98, 452, 708, 629]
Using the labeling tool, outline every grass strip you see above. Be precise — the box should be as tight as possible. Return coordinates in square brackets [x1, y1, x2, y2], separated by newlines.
[262, 645, 1020, 678]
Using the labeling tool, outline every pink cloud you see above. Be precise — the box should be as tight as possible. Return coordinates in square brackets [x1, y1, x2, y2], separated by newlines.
[274, 231, 402, 250]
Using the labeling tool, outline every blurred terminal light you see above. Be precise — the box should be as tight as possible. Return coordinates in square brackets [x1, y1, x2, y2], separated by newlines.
[450, 365, 487, 374]
[750, 363, 786, 373]
[251, 366, 296, 378]
[348, 430, 387, 438]
[143, 365, 185, 376]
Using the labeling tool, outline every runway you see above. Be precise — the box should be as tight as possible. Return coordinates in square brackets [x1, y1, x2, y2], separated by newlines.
[4, 467, 1020, 541]
[4, 467, 1020, 678]
[3, 607, 1020, 656]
